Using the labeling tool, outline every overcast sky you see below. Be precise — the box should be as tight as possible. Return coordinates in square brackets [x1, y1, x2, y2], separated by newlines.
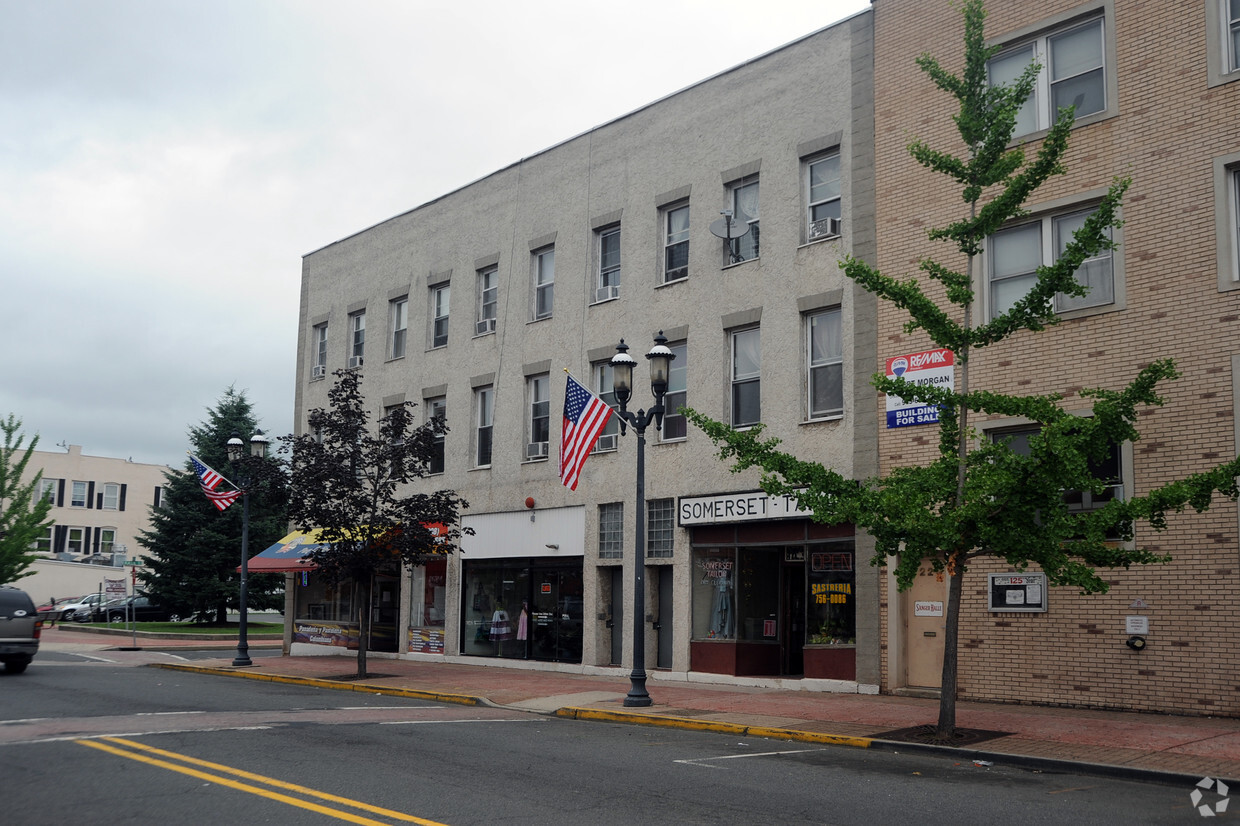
[0, 0, 869, 467]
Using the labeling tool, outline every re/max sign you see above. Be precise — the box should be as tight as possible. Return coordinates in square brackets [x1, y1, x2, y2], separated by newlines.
[678, 491, 808, 525]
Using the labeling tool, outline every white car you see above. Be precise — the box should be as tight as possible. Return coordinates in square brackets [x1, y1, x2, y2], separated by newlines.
[57, 593, 105, 622]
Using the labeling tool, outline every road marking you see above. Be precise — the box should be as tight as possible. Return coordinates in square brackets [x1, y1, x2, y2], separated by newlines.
[379, 718, 538, 726]
[135, 711, 206, 716]
[337, 706, 447, 710]
[674, 748, 823, 768]
[78, 737, 447, 825]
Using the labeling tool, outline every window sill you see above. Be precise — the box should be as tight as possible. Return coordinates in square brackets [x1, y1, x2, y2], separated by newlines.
[797, 235, 841, 250]
[722, 257, 759, 272]
[472, 330, 496, 339]
[655, 437, 686, 445]
[657, 275, 688, 289]
[1007, 108, 1118, 147]
[802, 414, 844, 425]
[589, 296, 620, 306]
[522, 457, 549, 464]
[528, 316, 553, 324]
[469, 465, 492, 472]
[386, 354, 407, 362]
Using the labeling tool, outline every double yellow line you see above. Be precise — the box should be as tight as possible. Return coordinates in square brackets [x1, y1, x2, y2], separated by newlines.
[78, 737, 447, 826]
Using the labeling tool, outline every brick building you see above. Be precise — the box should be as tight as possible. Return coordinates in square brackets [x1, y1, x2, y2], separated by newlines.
[872, 0, 1240, 713]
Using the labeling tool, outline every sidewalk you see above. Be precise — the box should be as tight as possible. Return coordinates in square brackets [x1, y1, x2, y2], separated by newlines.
[45, 626, 1240, 786]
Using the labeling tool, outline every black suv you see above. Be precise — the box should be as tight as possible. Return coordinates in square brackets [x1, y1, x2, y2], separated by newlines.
[0, 585, 42, 674]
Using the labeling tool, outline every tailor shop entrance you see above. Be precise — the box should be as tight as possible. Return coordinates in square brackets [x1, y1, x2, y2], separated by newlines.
[684, 496, 856, 681]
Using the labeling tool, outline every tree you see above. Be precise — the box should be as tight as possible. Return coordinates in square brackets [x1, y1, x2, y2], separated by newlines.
[0, 415, 53, 585]
[687, 0, 1240, 738]
[138, 388, 288, 623]
[283, 368, 469, 679]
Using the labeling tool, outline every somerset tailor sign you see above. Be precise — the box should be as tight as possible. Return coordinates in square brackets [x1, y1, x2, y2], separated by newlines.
[885, 347, 954, 428]
[679, 491, 809, 525]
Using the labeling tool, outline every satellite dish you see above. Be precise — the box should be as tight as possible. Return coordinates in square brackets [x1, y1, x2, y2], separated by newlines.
[709, 210, 751, 240]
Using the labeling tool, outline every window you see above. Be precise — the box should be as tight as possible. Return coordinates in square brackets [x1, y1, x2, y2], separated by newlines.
[806, 153, 842, 240]
[728, 178, 760, 263]
[593, 361, 620, 452]
[599, 502, 624, 559]
[349, 311, 365, 366]
[67, 527, 85, 553]
[988, 15, 1107, 137]
[807, 309, 844, 419]
[431, 286, 449, 348]
[663, 204, 689, 282]
[99, 528, 116, 554]
[70, 481, 88, 508]
[102, 483, 120, 510]
[1230, 0, 1240, 72]
[391, 297, 408, 359]
[731, 328, 761, 427]
[661, 341, 687, 441]
[35, 478, 57, 505]
[32, 526, 51, 553]
[427, 397, 446, 475]
[647, 498, 674, 558]
[312, 323, 328, 378]
[526, 374, 550, 460]
[988, 205, 1114, 317]
[595, 228, 621, 302]
[533, 248, 555, 320]
[474, 386, 493, 468]
[477, 267, 498, 335]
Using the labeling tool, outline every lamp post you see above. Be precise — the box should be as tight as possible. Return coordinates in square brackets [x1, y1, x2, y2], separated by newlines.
[226, 429, 270, 667]
[610, 332, 675, 708]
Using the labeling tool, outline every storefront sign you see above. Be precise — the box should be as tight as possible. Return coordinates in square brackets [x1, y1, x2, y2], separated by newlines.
[811, 551, 852, 572]
[293, 621, 358, 648]
[678, 491, 809, 525]
[885, 347, 954, 428]
[408, 627, 445, 654]
[987, 573, 1047, 613]
[914, 601, 943, 617]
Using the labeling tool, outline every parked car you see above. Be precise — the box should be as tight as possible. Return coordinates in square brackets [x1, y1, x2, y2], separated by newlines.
[101, 595, 179, 623]
[0, 585, 42, 674]
[54, 593, 105, 622]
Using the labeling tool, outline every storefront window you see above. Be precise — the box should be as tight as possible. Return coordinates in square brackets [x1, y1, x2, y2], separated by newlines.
[296, 576, 356, 623]
[736, 547, 780, 641]
[410, 559, 447, 627]
[692, 548, 736, 639]
[459, 559, 584, 664]
[806, 543, 856, 644]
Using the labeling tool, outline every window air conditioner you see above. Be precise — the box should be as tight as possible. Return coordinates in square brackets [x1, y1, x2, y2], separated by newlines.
[808, 217, 842, 240]
[311, 365, 326, 379]
[347, 356, 364, 369]
[594, 433, 617, 452]
[595, 285, 621, 303]
[476, 318, 496, 335]
[526, 441, 549, 460]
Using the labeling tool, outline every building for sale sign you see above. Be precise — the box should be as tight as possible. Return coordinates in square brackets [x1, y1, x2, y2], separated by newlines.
[885, 347, 954, 428]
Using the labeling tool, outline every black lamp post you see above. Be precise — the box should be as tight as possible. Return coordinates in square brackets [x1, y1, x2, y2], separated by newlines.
[226, 429, 269, 667]
[610, 332, 675, 708]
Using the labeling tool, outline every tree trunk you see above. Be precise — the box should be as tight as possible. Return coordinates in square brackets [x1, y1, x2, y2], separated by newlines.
[356, 578, 371, 679]
[936, 562, 964, 736]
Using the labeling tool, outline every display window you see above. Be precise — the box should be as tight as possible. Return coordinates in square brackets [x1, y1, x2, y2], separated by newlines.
[460, 559, 583, 663]
[692, 548, 736, 639]
[806, 543, 856, 644]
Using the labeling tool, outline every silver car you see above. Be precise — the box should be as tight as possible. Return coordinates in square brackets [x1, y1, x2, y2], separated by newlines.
[0, 586, 41, 674]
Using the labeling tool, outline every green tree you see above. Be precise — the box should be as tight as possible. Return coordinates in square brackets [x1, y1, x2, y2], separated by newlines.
[0, 415, 53, 585]
[283, 368, 469, 679]
[137, 388, 288, 623]
[687, 0, 1240, 737]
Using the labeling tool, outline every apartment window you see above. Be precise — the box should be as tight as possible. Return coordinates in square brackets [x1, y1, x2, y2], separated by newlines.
[427, 397, 446, 475]
[477, 267, 498, 335]
[474, 386, 493, 468]
[728, 177, 760, 263]
[70, 481, 88, 508]
[595, 228, 621, 302]
[1231, 167, 1240, 282]
[647, 498, 675, 558]
[806, 153, 842, 240]
[599, 502, 624, 559]
[661, 341, 688, 441]
[35, 478, 57, 505]
[807, 309, 844, 420]
[988, 14, 1107, 137]
[99, 528, 116, 554]
[431, 285, 449, 348]
[533, 248, 555, 320]
[33, 526, 51, 553]
[101, 483, 120, 510]
[593, 361, 620, 452]
[67, 527, 85, 554]
[391, 298, 408, 359]
[663, 204, 689, 283]
[1231, 0, 1240, 71]
[988, 205, 1114, 317]
[526, 374, 550, 460]
[312, 323, 328, 379]
[731, 328, 761, 427]
[349, 311, 366, 366]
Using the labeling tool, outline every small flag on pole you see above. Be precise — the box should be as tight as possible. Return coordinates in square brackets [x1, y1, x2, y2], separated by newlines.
[189, 455, 242, 512]
[560, 374, 613, 491]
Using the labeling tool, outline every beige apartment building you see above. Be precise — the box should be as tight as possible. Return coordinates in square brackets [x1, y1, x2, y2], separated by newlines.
[290, 11, 881, 690]
[872, 0, 1240, 714]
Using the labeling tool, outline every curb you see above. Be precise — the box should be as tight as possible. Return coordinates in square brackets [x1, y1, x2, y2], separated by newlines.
[150, 663, 1234, 788]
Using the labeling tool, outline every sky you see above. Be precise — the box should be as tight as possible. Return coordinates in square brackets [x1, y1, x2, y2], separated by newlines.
[0, 0, 870, 467]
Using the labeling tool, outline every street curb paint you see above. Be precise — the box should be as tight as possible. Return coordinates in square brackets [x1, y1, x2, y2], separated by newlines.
[555, 706, 874, 748]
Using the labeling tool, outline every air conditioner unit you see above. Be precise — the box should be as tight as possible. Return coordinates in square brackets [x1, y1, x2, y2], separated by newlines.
[311, 365, 326, 379]
[347, 356, 364, 369]
[594, 433, 617, 452]
[526, 441, 549, 460]
[476, 318, 496, 335]
[808, 217, 842, 240]
[595, 285, 621, 303]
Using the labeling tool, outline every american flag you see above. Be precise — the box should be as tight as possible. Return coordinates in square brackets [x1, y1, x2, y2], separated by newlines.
[189, 455, 241, 512]
[560, 374, 614, 491]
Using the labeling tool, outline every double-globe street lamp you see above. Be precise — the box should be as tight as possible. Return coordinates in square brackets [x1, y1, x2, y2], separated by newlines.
[226, 429, 270, 667]
[610, 332, 675, 708]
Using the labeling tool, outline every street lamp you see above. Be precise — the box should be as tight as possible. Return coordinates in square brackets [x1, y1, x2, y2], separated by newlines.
[226, 429, 270, 667]
[610, 331, 675, 708]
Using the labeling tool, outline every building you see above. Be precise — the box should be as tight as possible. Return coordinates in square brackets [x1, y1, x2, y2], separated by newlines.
[17, 445, 168, 605]
[290, 10, 881, 690]
[872, 0, 1240, 713]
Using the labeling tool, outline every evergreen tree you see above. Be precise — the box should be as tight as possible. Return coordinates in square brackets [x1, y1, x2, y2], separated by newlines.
[687, 0, 1240, 737]
[137, 388, 287, 623]
[0, 415, 53, 585]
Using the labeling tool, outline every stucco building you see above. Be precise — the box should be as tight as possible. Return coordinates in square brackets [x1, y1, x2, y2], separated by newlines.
[290, 10, 881, 690]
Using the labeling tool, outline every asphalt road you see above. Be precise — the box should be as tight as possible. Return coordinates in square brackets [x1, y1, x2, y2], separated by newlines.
[1, 664, 1211, 824]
